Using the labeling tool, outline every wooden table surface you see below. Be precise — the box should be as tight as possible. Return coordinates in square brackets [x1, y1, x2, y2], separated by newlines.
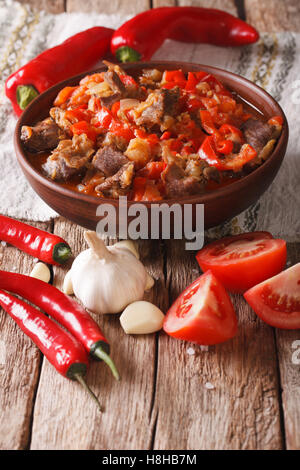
[1, 0, 299, 451]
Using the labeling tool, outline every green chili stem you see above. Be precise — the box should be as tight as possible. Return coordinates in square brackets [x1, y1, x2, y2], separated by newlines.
[16, 85, 39, 110]
[74, 373, 102, 412]
[93, 347, 120, 381]
[115, 46, 141, 63]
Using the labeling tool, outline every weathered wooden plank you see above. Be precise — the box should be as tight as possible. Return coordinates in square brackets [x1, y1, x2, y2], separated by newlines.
[244, 1, 300, 451]
[178, 0, 237, 14]
[275, 243, 300, 450]
[30, 219, 168, 449]
[0, 221, 52, 450]
[245, 0, 300, 32]
[17, 0, 65, 13]
[66, 0, 150, 15]
[152, 239, 283, 449]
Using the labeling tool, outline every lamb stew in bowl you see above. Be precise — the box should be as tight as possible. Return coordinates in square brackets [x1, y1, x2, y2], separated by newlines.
[21, 61, 283, 202]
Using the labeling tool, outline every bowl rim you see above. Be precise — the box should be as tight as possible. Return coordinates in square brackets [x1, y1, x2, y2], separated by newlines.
[14, 60, 289, 208]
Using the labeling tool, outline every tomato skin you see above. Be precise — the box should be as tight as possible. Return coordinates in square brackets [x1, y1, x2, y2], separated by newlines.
[163, 271, 238, 345]
[244, 263, 300, 329]
[196, 232, 287, 293]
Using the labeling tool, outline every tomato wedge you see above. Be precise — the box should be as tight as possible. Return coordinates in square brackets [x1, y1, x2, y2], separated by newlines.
[196, 232, 287, 293]
[244, 263, 300, 329]
[163, 271, 238, 345]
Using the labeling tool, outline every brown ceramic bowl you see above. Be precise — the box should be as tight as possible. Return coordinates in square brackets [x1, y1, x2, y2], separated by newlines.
[14, 61, 288, 234]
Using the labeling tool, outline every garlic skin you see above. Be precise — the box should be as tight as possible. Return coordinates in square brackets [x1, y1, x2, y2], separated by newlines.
[63, 270, 74, 295]
[70, 232, 148, 314]
[113, 240, 140, 259]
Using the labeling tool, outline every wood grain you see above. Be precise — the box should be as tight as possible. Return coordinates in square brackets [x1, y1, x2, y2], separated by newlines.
[152, 240, 283, 449]
[66, 0, 150, 15]
[177, 0, 237, 14]
[0, 221, 51, 450]
[29, 219, 168, 449]
[17, 0, 65, 13]
[275, 244, 300, 450]
[244, 0, 300, 451]
[245, 0, 300, 32]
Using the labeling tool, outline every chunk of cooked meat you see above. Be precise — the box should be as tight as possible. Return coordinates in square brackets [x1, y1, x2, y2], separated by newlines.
[103, 60, 145, 100]
[104, 70, 127, 96]
[241, 118, 277, 154]
[21, 118, 64, 153]
[100, 92, 122, 109]
[92, 146, 129, 176]
[43, 134, 94, 181]
[162, 162, 205, 198]
[134, 88, 180, 130]
[101, 132, 129, 152]
[50, 107, 72, 135]
[185, 158, 220, 183]
[95, 162, 135, 197]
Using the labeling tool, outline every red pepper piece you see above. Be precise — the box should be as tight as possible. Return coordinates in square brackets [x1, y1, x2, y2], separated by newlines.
[111, 7, 259, 62]
[0, 270, 119, 380]
[71, 121, 98, 143]
[0, 215, 71, 265]
[199, 135, 257, 171]
[0, 289, 102, 411]
[5, 26, 114, 116]
[138, 161, 166, 179]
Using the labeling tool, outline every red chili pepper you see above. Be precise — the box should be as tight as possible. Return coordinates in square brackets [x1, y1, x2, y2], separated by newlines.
[0, 215, 71, 265]
[5, 26, 114, 116]
[111, 7, 259, 62]
[0, 270, 119, 380]
[0, 289, 102, 410]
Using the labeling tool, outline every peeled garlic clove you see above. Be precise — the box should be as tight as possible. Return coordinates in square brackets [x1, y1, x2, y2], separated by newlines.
[145, 272, 154, 291]
[63, 270, 74, 295]
[30, 262, 51, 283]
[120, 301, 164, 334]
[113, 240, 140, 259]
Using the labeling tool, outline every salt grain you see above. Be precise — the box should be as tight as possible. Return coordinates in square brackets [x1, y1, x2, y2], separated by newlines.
[187, 347, 195, 356]
[1, 241, 7, 247]
[205, 382, 215, 390]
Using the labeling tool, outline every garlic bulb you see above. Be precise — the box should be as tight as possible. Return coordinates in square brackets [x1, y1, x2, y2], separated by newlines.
[70, 231, 148, 314]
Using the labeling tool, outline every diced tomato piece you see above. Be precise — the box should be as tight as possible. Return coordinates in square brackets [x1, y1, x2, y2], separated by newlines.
[132, 177, 147, 201]
[196, 232, 287, 293]
[111, 101, 120, 117]
[185, 72, 199, 92]
[80, 73, 104, 85]
[200, 109, 217, 134]
[199, 136, 256, 171]
[187, 97, 203, 112]
[160, 131, 172, 141]
[138, 161, 166, 180]
[268, 115, 283, 127]
[215, 139, 234, 155]
[219, 124, 244, 143]
[163, 271, 238, 345]
[71, 121, 98, 143]
[244, 263, 300, 329]
[142, 181, 163, 201]
[95, 107, 113, 129]
[65, 107, 91, 123]
[54, 86, 78, 106]
[119, 74, 138, 87]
